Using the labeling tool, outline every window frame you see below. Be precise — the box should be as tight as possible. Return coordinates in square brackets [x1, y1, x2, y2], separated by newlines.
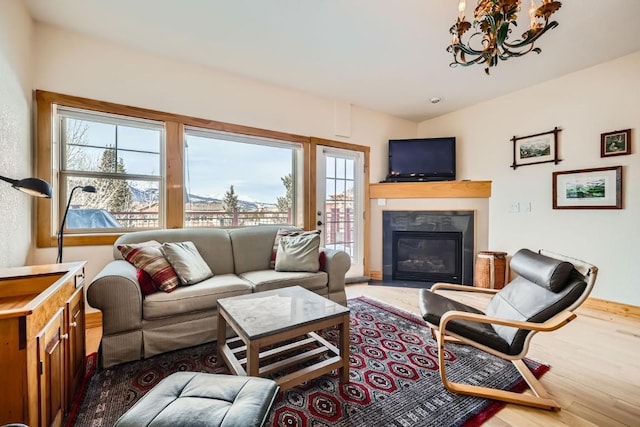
[183, 126, 305, 229]
[35, 90, 312, 248]
[57, 106, 166, 234]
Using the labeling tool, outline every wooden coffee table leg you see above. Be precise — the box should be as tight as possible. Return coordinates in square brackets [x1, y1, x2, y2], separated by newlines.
[339, 313, 350, 383]
[246, 340, 260, 377]
[217, 314, 227, 367]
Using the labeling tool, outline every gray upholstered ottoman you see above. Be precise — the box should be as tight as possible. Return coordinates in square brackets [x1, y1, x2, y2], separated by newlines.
[114, 372, 279, 427]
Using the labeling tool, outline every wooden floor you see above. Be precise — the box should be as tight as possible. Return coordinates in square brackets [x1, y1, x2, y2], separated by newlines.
[85, 284, 640, 426]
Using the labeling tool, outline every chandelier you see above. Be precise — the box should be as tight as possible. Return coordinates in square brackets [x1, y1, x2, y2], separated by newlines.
[448, 0, 562, 74]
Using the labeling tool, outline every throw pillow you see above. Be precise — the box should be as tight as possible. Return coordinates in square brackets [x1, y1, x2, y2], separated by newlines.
[270, 229, 321, 269]
[275, 232, 321, 272]
[118, 241, 180, 293]
[136, 268, 159, 296]
[160, 241, 214, 285]
[319, 250, 326, 271]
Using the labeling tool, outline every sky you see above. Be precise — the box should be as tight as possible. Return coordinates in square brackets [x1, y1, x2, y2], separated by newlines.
[69, 117, 295, 204]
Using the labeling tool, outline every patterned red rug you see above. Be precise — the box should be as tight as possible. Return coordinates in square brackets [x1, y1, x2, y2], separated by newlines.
[66, 297, 549, 427]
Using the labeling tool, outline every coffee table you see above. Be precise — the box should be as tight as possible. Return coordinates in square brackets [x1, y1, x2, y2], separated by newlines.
[217, 286, 350, 391]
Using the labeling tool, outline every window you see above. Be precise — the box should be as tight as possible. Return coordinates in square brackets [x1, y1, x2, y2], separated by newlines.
[37, 91, 356, 249]
[57, 107, 164, 232]
[183, 128, 303, 228]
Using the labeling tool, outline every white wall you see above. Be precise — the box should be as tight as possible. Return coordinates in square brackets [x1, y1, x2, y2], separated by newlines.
[0, 0, 35, 268]
[417, 51, 640, 306]
[30, 25, 417, 289]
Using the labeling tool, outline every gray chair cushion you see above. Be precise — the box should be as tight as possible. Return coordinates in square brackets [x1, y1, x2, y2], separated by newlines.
[114, 372, 279, 427]
[421, 249, 587, 356]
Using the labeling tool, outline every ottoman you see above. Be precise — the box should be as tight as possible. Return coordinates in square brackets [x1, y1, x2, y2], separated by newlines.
[114, 372, 279, 427]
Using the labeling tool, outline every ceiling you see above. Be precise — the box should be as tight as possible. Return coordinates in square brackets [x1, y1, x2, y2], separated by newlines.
[25, 0, 640, 122]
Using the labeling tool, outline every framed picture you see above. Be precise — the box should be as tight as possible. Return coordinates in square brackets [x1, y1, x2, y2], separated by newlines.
[552, 166, 622, 209]
[511, 127, 561, 169]
[601, 129, 631, 157]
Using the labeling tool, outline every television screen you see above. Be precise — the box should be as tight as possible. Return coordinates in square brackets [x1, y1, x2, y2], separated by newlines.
[387, 137, 456, 181]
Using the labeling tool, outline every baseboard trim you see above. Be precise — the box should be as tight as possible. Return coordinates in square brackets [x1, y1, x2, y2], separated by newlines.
[85, 311, 102, 329]
[583, 297, 640, 320]
[370, 270, 382, 281]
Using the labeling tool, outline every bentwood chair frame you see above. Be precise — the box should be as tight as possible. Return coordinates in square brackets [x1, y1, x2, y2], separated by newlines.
[420, 249, 598, 411]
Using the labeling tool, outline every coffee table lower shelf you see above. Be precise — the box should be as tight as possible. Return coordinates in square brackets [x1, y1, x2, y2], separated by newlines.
[218, 314, 350, 391]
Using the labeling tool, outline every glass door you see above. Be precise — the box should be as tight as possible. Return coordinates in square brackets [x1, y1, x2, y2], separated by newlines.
[316, 146, 365, 277]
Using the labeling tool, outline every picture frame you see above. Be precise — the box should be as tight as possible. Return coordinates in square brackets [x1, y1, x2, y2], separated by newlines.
[511, 127, 561, 169]
[552, 166, 622, 210]
[600, 129, 631, 157]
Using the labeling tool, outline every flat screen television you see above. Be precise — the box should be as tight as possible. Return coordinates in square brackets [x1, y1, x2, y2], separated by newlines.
[386, 137, 456, 182]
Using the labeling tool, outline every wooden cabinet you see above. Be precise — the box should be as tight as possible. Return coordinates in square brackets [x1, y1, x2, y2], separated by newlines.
[65, 286, 86, 408]
[0, 262, 86, 427]
[37, 309, 66, 427]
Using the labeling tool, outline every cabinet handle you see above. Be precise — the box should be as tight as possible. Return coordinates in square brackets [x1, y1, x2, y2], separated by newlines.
[69, 321, 78, 328]
[61, 333, 69, 340]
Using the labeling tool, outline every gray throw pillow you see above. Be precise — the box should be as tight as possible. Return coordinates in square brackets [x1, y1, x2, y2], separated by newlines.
[275, 233, 321, 272]
[161, 241, 213, 285]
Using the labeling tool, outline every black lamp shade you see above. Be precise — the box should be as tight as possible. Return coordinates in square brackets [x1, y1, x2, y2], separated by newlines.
[0, 175, 52, 198]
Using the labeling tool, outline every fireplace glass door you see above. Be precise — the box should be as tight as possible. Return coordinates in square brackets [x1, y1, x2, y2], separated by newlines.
[392, 231, 463, 283]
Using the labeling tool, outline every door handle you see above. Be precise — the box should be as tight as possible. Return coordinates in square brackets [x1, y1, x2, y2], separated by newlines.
[317, 221, 323, 226]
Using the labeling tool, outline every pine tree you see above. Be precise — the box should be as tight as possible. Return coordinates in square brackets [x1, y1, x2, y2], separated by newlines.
[223, 185, 239, 212]
[92, 146, 133, 212]
[276, 173, 293, 211]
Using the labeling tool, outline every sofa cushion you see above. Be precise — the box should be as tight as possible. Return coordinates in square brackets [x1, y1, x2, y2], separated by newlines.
[161, 241, 214, 285]
[113, 228, 236, 275]
[228, 226, 297, 274]
[240, 269, 328, 293]
[143, 274, 253, 320]
[118, 241, 179, 293]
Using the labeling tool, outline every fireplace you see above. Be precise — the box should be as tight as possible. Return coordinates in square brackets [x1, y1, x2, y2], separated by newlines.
[392, 231, 462, 283]
[383, 211, 474, 287]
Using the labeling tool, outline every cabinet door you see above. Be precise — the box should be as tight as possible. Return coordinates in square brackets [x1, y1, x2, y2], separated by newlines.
[65, 286, 86, 408]
[37, 308, 65, 427]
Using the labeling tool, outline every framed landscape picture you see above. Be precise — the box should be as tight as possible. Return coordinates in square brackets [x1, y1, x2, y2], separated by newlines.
[511, 127, 561, 169]
[601, 129, 631, 157]
[552, 166, 622, 209]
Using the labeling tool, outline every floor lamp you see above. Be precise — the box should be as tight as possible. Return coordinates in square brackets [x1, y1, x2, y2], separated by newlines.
[57, 185, 96, 263]
[0, 174, 52, 198]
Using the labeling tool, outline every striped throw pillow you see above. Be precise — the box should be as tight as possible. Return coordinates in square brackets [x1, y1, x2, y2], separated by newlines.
[118, 241, 179, 293]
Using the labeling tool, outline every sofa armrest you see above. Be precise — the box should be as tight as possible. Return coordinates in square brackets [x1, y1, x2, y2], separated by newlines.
[86, 260, 143, 335]
[322, 248, 351, 294]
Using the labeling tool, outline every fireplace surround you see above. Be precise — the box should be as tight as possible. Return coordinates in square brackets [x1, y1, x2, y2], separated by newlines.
[383, 211, 474, 287]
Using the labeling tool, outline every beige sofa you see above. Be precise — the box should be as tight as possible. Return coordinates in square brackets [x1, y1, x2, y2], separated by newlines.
[87, 225, 350, 368]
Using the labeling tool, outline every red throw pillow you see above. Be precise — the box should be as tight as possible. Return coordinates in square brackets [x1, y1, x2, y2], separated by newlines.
[136, 268, 159, 296]
[118, 241, 179, 293]
[319, 250, 326, 271]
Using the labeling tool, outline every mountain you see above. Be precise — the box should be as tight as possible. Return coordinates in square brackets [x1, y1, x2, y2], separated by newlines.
[129, 185, 269, 211]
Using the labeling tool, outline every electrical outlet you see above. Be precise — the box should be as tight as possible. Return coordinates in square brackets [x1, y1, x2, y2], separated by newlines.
[509, 202, 520, 213]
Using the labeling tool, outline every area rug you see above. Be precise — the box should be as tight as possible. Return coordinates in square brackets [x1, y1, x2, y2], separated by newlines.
[66, 297, 549, 427]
